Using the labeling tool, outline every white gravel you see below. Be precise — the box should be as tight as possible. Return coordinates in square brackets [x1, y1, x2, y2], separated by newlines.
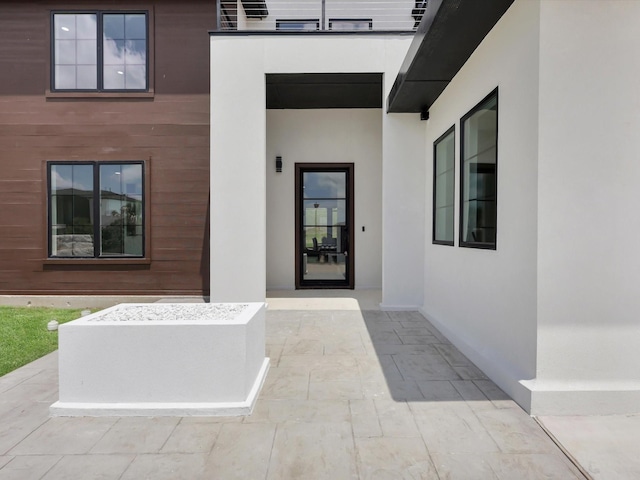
[86, 304, 249, 322]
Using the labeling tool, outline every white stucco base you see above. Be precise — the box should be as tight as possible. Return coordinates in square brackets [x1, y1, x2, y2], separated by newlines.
[380, 304, 422, 312]
[522, 381, 640, 417]
[50, 303, 269, 417]
[423, 307, 640, 416]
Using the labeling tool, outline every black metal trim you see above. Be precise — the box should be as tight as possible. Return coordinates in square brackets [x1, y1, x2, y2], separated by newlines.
[46, 162, 53, 258]
[432, 125, 455, 246]
[387, 0, 514, 113]
[459, 87, 498, 250]
[50, 10, 149, 93]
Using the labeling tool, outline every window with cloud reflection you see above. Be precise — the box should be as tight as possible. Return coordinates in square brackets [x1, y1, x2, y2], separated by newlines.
[52, 11, 147, 91]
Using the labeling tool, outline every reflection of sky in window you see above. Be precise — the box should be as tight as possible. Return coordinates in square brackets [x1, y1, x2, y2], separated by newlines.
[303, 172, 346, 198]
[51, 164, 93, 193]
[100, 164, 142, 197]
[52, 13, 146, 90]
[54, 14, 97, 89]
[103, 14, 147, 90]
[463, 97, 497, 160]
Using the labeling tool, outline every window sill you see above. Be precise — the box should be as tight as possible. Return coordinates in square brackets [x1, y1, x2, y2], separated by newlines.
[43, 258, 151, 266]
[45, 90, 155, 100]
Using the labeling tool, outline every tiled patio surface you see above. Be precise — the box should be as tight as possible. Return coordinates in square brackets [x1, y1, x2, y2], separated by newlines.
[0, 294, 586, 479]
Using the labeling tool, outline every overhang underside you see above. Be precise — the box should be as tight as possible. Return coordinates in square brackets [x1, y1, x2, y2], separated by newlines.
[387, 0, 514, 113]
[266, 73, 383, 109]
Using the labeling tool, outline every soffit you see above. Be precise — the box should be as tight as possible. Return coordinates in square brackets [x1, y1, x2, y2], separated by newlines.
[266, 73, 383, 109]
[387, 0, 514, 113]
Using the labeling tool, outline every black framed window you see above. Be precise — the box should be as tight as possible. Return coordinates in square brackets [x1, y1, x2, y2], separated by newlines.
[460, 88, 498, 249]
[433, 126, 455, 245]
[275, 19, 320, 31]
[52, 11, 148, 91]
[329, 19, 373, 31]
[48, 162, 145, 258]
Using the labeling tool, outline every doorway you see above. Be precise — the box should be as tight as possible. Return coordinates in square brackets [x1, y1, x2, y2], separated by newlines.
[295, 163, 354, 288]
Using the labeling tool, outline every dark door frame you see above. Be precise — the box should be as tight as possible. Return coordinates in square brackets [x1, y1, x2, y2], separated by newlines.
[295, 163, 355, 289]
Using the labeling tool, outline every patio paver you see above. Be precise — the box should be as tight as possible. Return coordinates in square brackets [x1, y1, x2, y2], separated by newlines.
[0, 297, 586, 479]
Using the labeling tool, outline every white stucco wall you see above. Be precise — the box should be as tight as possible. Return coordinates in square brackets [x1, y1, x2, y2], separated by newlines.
[266, 109, 382, 290]
[211, 34, 415, 300]
[211, 36, 267, 302]
[421, 0, 541, 410]
[531, 0, 640, 414]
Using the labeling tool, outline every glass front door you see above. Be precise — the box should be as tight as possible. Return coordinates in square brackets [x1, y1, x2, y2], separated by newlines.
[295, 164, 354, 288]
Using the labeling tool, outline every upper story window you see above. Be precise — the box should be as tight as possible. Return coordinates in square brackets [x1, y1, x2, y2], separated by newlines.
[275, 19, 320, 31]
[52, 12, 148, 91]
[433, 126, 455, 245]
[328, 19, 373, 31]
[460, 88, 498, 249]
[48, 162, 145, 258]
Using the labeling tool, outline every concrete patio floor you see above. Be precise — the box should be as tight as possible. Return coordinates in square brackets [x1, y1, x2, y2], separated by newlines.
[0, 290, 614, 479]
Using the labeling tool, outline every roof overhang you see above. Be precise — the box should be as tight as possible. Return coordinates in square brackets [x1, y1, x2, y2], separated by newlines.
[387, 0, 514, 113]
[266, 73, 383, 109]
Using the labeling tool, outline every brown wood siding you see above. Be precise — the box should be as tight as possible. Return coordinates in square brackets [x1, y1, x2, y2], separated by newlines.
[0, 0, 215, 295]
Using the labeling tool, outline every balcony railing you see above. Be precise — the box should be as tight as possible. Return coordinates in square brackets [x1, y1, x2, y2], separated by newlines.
[217, 0, 427, 32]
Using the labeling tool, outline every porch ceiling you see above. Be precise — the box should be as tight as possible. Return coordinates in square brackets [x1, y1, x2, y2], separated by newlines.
[266, 73, 383, 109]
[387, 0, 514, 113]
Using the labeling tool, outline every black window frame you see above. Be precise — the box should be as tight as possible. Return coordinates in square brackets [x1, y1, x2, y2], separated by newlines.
[275, 19, 320, 31]
[433, 125, 455, 246]
[459, 87, 498, 250]
[50, 10, 150, 93]
[47, 161, 146, 259]
[328, 18, 373, 31]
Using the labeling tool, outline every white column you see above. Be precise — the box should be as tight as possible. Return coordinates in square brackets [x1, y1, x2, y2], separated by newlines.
[380, 112, 426, 310]
[210, 37, 266, 302]
[532, 0, 640, 414]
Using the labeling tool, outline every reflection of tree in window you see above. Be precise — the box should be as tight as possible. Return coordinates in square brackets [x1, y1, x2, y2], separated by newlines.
[48, 162, 144, 258]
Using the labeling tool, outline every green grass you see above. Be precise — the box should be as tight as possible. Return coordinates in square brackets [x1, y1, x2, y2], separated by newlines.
[0, 306, 88, 377]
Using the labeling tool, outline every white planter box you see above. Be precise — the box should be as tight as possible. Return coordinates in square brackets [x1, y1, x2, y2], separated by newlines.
[50, 302, 269, 417]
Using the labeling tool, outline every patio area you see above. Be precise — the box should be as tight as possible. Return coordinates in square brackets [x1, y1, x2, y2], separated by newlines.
[0, 291, 587, 479]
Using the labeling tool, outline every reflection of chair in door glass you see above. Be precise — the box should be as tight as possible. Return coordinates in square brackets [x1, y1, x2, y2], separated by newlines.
[305, 236, 320, 261]
[319, 236, 337, 263]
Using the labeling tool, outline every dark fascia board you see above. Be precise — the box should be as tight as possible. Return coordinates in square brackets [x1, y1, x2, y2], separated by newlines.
[241, 0, 268, 18]
[266, 73, 383, 109]
[387, 0, 514, 113]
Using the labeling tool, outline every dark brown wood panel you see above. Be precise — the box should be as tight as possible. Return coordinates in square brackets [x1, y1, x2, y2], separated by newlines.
[0, 3, 47, 95]
[0, 0, 215, 295]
